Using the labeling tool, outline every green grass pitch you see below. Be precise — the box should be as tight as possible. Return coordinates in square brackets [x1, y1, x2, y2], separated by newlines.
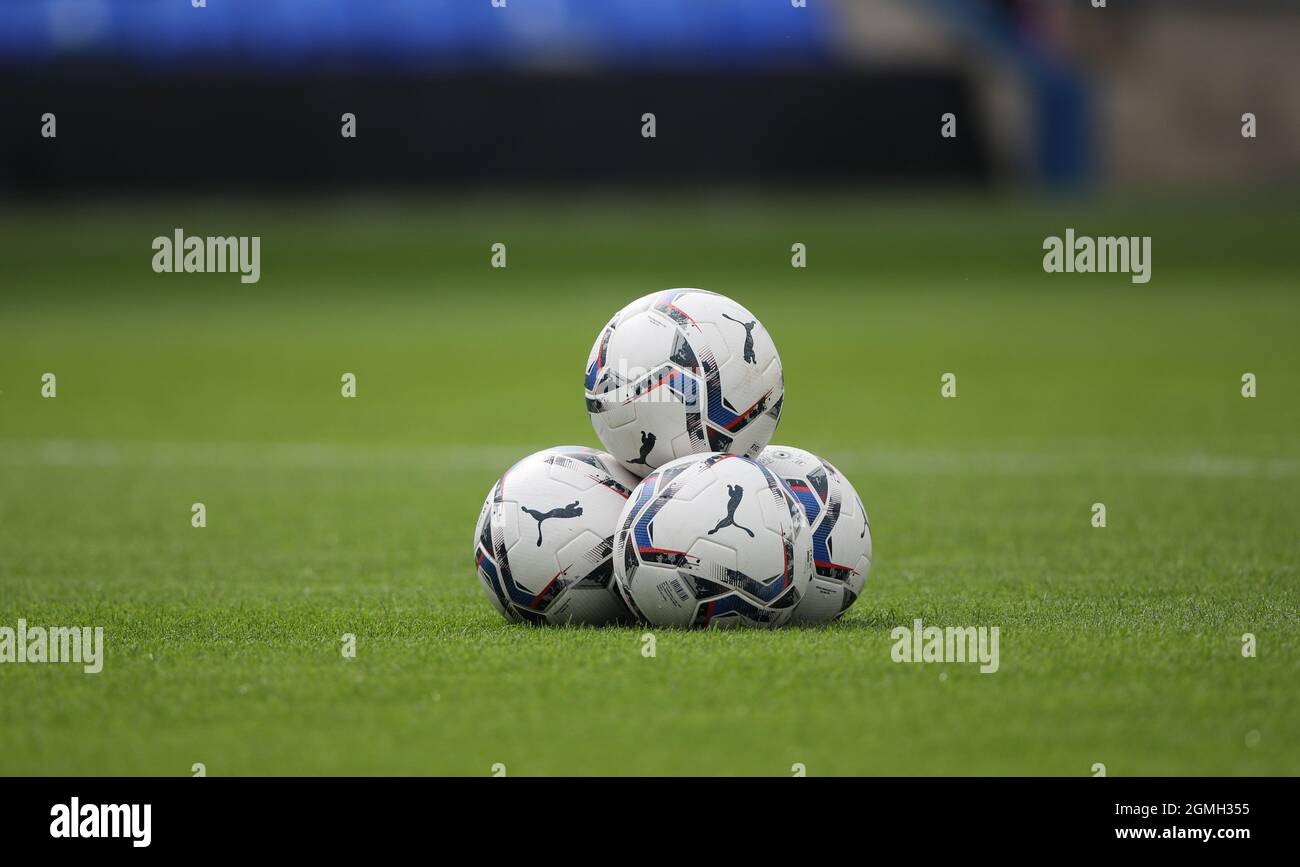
[1, 194, 1297, 775]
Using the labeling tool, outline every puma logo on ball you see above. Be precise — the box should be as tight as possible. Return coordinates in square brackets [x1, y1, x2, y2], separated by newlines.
[627, 430, 656, 466]
[721, 313, 758, 364]
[520, 501, 583, 546]
[707, 484, 754, 538]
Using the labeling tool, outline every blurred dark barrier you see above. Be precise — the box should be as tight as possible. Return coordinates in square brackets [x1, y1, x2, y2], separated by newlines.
[3, 67, 990, 194]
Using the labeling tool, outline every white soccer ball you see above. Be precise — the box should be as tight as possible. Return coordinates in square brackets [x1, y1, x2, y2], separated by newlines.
[584, 289, 784, 477]
[473, 446, 639, 625]
[756, 446, 872, 622]
[613, 453, 812, 628]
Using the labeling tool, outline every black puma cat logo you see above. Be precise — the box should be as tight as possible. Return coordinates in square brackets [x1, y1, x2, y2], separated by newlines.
[707, 484, 754, 538]
[721, 313, 757, 364]
[520, 501, 583, 546]
[627, 430, 656, 466]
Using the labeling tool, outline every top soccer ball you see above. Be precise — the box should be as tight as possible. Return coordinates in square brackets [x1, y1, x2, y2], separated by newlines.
[584, 289, 784, 477]
[756, 445, 872, 622]
[473, 446, 639, 626]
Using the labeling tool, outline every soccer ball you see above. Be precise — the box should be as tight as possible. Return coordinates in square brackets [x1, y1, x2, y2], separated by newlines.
[473, 446, 639, 625]
[613, 453, 812, 628]
[756, 446, 872, 622]
[584, 289, 784, 477]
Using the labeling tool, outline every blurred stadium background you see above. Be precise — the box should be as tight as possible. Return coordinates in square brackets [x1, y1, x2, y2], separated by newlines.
[3, 0, 1297, 194]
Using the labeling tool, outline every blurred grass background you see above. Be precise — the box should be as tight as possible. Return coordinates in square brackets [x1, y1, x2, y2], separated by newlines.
[1, 193, 1297, 775]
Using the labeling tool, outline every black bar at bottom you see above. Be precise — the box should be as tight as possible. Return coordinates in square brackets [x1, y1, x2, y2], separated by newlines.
[1, 777, 1285, 853]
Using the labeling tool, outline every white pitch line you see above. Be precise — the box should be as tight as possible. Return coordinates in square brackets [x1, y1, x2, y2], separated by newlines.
[0, 439, 1295, 479]
[831, 450, 1300, 480]
[0, 439, 521, 472]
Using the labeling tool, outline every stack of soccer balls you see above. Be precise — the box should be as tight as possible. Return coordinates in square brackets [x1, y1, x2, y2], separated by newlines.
[473, 289, 872, 628]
